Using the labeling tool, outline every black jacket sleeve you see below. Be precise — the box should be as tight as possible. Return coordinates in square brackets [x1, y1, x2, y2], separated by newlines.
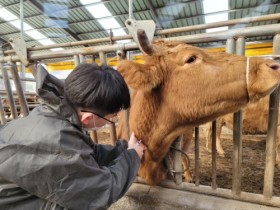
[0, 123, 141, 210]
[89, 139, 129, 166]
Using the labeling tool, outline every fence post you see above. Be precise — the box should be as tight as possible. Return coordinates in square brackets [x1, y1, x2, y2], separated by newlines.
[263, 34, 280, 199]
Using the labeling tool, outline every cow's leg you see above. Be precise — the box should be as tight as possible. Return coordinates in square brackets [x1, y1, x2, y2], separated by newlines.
[206, 119, 226, 156]
[216, 118, 226, 157]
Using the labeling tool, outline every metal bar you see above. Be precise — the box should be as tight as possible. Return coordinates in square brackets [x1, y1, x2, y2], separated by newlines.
[158, 10, 280, 34]
[2, 24, 279, 62]
[0, 75, 35, 82]
[109, 123, 117, 145]
[99, 52, 107, 65]
[90, 129, 98, 144]
[135, 178, 280, 208]
[195, 126, 200, 186]
[0, 64, 17, 119]
[263, 34, 280, 199]
[226, 37, 242, 194]
[78, 54, 86, 63]
[3, 14, 280, 54]
[236, 37, 246, 55]
[226, 37, 235, 54]
[3, 35, 132, 54]
[211, 120, 217, 190]
[9, 63, 29, 116]
[0, 96, 7, 124]
[174, 136, 183, 185]
[20, 0, 24, 39]
[19, 63, 26, 91]
[128, 0, 134, 19]
[27, 64, 37, 77]
[232, 37, 245, 196]
[74, 55, 80, 66]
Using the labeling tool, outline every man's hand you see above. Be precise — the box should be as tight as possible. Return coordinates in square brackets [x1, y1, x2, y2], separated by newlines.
[128, 132, 146, 159]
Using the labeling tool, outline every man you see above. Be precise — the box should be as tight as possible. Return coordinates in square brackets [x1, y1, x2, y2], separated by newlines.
[0, 63, 145, 210]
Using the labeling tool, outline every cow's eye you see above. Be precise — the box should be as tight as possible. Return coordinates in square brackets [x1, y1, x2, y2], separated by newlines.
[185, 56, 196, 64]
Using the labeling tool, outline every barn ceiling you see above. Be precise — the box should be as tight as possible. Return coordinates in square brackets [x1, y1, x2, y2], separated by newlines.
[0, 0, 279, 57]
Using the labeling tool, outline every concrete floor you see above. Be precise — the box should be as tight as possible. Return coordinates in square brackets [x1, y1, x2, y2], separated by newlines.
[109, 183, 279, 210]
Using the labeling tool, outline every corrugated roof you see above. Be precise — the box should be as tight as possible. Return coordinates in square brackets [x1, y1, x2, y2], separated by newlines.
[0, 0, 279, 55]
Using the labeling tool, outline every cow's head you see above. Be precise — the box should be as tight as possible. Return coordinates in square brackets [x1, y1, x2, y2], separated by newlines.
[117, 32, 280, 185]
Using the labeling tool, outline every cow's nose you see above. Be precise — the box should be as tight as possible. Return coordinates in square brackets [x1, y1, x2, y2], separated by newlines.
[268, 63, 280, 71]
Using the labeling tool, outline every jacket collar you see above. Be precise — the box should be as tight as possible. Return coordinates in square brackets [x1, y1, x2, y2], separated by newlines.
[36, 65, 82, 128]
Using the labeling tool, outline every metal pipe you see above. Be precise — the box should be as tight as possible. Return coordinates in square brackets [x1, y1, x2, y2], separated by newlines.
[0, 75, 35, 82]
[0, 96, 7, 124]
[135, 178, 280, 208]
[99, 52, 107, 65]
[3, 35, 132, 54]
[211, 120, 217, 190]
[128, 0, 134, 19]
[3, 13, 280, 54]
[263, 34, 280, 199]
[226, 38, 235, 54]
[109, 123, 117, 145]
[74, 55, 80, 66]
[78, 54, 86, 63]
[2, 24, 279, 62]
[19, 63, 26, 91]
[174, 136, 183, 185]
[157, 13, 280, 36]
[194, 126, 200, 186]
[20, 0, 24, 39]
[236, 37, 246, 55]
[0, 64, 18, 119]
[90, 129, 98, 144]
[27, 64, 37, 77]
[9, 63, 29, 116]
[232, 37, 246, 196]
[165, 24, 280, 44]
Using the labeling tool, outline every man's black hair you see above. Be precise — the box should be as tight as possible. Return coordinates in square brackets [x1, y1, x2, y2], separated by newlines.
[64, 63, 130, 116]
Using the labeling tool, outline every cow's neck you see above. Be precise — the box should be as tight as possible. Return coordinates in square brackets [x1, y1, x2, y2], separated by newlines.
[130, 89, 181, 146]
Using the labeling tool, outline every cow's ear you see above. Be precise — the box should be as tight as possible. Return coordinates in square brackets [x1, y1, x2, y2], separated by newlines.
[117, 60, 162, 90]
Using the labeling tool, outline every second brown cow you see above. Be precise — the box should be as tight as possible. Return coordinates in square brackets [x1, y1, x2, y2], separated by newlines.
[206, 95, 280, 168]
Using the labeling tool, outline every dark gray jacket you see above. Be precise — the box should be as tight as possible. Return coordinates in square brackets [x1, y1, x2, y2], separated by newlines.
[0, 66, 140, 210]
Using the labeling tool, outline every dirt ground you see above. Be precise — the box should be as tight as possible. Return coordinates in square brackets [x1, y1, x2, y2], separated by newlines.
[187, 126, 280, 196]
[95, 125, 280, 197]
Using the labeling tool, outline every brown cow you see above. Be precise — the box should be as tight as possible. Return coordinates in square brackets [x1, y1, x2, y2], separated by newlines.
[117, 36, 280, 185]
[206, 95, 280, 167]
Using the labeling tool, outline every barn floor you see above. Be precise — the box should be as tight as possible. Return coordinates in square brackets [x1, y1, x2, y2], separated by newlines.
[96, 125, 280, 197]
[187, 126, 280, 196]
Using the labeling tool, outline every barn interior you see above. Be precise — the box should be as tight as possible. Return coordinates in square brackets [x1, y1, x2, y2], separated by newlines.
[0, 0, 280, 209]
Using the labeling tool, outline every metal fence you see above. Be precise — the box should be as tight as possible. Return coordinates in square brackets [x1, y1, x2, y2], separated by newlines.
[1, 14, 280, 208]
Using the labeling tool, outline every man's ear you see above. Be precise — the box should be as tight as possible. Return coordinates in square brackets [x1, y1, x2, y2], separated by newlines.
[80, 112, 93, 125]
[117, 60, 164, 91]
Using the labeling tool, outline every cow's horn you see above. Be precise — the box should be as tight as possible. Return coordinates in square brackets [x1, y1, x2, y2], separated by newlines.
[137, 29, 154, 55]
